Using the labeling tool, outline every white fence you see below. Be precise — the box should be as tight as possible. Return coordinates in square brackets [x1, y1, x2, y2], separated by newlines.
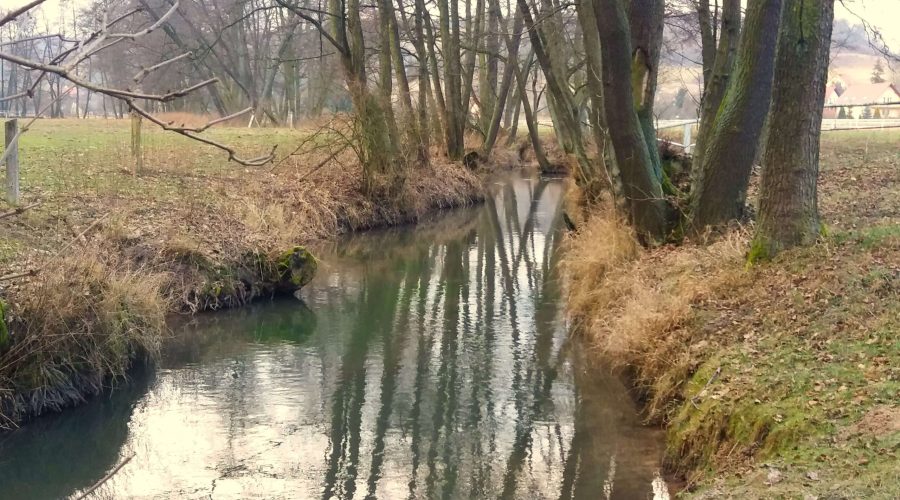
[820, 119, 900, 130]
[655, 117, 900, 156]
[656, 119, 698, 154]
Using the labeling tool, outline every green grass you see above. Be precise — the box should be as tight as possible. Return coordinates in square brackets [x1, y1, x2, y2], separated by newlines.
[4, 118, 309, 204]
[564, 128, 900, 498]
[0, 118, 317, 264]
[668, 226, 900, 498]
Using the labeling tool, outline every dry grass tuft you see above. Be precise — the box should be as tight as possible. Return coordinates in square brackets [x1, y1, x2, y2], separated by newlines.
[564, 131, 900, 496]
[565, 206, 750, 417]
[564, 210, 640, 320]
[0, 247, 168, 427]
[238, 200, 308, 251]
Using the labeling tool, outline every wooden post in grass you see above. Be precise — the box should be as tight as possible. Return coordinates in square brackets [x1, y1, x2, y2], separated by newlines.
[683, 122, 693, 155]
[5, 119, 19, 205]
[130, 111, 143, 174]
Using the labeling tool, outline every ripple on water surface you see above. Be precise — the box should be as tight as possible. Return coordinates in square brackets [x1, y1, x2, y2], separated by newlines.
[0, 173, 668, 499]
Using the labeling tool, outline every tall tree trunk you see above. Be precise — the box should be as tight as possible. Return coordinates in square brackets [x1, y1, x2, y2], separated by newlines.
[576, 0, 618, 201]
[479, 0, 501, 135]
[750, 0, 834, 260]
[280, 0, 403, 193]
[697, 0, 716, 86]
[690, 0, 784, 233]
[692, 0, 741, 176]
[460, 0, 485, 127]
[422, 9, 448, 148]
[481, 6, 523, 157]
[438, 0, 466, 160]
[593, 0, 669, 243]
[384, 0, 424, 163]
[628, 0, 665, 179]
[504, 88, 522, 146]
[518, 0, 594, 183]
[377, 0, 400, 157]
[510, 48, 551, 171]
[404, 0, 432, 151]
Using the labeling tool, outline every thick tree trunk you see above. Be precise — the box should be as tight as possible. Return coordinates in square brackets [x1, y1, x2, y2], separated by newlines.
[690, 0, 784, 233]
[628, 0, 665, 179]
[576, 0, 618, 201]
[750, 0, 834, 261]
[593, 0, 669, 243]
[692, 0, 741, 175]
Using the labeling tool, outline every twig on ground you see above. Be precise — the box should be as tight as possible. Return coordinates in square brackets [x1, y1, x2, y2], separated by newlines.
[57, 213, 110, 255]
[691, 365, 722, 408]
[0, 202, 40, 220]
[75, 453, 135, 500]
[0, 269, 37, 282]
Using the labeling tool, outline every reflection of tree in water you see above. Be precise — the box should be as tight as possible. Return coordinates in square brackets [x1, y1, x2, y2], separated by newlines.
[165, 299, 318, 365]
[0, 176, 661, 500]
[0, 364, 154, 499]
[317, 176, 654, 499]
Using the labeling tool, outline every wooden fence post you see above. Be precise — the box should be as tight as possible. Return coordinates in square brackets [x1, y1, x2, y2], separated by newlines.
[682, 122, 693, 155]
[130, 111, 143, 174]
[5, 119, 19, 205]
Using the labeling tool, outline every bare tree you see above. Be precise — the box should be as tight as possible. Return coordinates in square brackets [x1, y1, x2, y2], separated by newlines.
[0, 0, 275, 166]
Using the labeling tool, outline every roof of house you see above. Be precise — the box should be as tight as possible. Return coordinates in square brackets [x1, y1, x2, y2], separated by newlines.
[835, 83, 900, 106]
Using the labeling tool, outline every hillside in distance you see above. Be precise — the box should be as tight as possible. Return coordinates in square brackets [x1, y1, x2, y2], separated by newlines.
[654, 18, 898, 120]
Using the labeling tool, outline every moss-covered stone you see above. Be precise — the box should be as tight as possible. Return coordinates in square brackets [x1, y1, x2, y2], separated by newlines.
[277, 246, 318, 289]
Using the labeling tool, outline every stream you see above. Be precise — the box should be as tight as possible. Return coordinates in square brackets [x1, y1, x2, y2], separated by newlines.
[0, 172, 667, 499]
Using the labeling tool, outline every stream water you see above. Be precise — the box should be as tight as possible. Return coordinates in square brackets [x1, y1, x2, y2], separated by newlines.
[0, 172, 667, 499]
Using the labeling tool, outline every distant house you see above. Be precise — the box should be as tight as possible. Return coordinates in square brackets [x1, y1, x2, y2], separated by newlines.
[828, 82, 900, 119]
[824, 85, 841, 106]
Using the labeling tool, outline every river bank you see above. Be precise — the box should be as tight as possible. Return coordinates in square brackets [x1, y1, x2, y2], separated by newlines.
[0, 170, 670, 499]
[565, 129, 899, 497]
[0, 119, 492, 427]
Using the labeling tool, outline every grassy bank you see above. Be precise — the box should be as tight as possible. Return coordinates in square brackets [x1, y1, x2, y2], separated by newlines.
[0, 118, 487, 427]
[566, 130, 899, 497]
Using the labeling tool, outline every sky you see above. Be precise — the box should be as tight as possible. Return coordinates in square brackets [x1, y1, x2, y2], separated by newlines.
[1, 0, 899, 47]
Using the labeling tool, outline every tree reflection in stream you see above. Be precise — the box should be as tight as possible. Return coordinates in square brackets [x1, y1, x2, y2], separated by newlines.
[0, 173, 667, 499]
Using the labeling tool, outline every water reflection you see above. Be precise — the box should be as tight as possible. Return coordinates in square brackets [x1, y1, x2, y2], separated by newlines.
[0, 173, 666, 499]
